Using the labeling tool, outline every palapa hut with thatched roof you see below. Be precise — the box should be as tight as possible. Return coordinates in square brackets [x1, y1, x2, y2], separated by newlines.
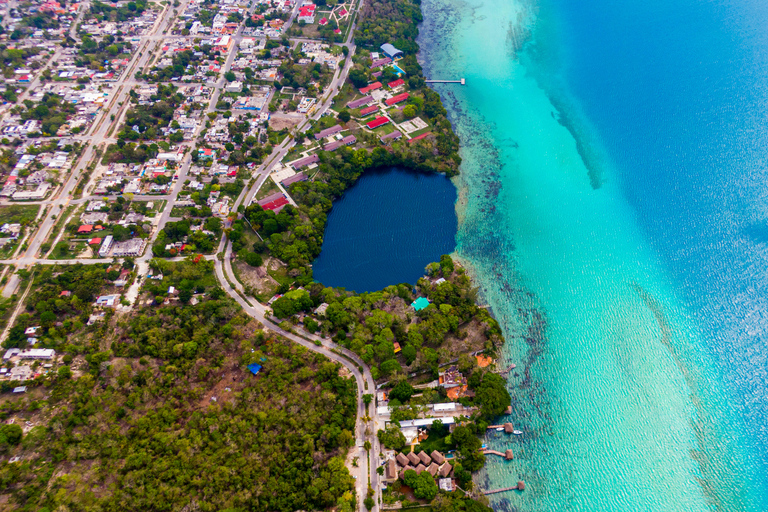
[386, 459, 398, 480]
[427, 462, 440, 476]
[517, 481, 526, 490]
[407, 452, 420, 465]
[431, 450, 445, 464]
[415, 463, 427, 475]
[505, 449, 514, 460]
[438, 462, 452, 477]
[396, 452, 410, 467]
[504, 423, 515, 433]
[418, 451, 431, 465]
[400, 465, 415, 479]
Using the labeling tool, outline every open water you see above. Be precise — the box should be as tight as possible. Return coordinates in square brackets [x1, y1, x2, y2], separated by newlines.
[312, 167, 457, 292]
[417, 0, 768, 510]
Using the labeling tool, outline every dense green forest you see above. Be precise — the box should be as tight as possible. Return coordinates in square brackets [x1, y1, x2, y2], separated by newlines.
[0, 261, 358, 512]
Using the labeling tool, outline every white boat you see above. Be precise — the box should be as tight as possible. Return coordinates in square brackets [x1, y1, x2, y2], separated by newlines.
[513, 430, 523, 435]
[496, 427, 504, 431]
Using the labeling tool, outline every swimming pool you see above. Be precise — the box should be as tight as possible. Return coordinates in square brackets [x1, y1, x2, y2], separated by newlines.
[392, 63, 405, 76]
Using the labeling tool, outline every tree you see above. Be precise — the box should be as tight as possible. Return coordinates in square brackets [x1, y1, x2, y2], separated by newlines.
[245, 252, 263, 267]
[224, 70, 236, 82]
[348, 68, 368, 88]
[377, 426, 406, 450]
[475, 372, 511, 419]
[402, 344, 417, 365]
[0, 424, 23, 449]
[338, 110, 351, 123]
[402, 105, 416, 119]
[389, 380, 414, 403]
[413, 472, 438, 500]
[380, 359, 401, 376]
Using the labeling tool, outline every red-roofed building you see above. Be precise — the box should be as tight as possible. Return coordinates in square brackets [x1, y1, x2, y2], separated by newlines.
[262, 197, 289, 211]
[94, 225, 104, 231]
[334, 29, 341, 34]
[388, 78, 405, 89]
[338, 8, 348, 16]
[78, 225, 93, 233]
[359, 105, 379, 117]
[385, 92, 409, 106]
[366, 116, 389, 129]
[89, 237, 102, 245]
[408, 132, 432, 143]
[319, 17, 328, 25]
[359, 82, 382, 94]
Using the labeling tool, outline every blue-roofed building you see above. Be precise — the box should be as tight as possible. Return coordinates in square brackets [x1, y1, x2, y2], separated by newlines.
[380, 43, 404, 60]
[247, 363, 262, 375]
[411, 297, 430, 311]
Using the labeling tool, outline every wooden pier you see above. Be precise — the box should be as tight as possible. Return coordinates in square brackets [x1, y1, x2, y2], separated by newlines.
[484, 486, 518, 495]
[482, 449, 506, 457]
[498, 363, 517, 377]
[425, 78, 466, 85]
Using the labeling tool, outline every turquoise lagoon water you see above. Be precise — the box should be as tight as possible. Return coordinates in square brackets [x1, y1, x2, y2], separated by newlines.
[417, 0, 768, 510]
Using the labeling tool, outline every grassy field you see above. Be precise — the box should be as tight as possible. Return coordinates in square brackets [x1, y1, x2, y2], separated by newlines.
[0, 205, 40, 226]
[255, 177, 280, 201]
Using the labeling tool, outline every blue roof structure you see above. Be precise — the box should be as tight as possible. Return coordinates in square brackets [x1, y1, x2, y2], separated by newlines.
[411, 297, 430, 311]
[247, 363, 262, 375]
[380, 43, 404, 60]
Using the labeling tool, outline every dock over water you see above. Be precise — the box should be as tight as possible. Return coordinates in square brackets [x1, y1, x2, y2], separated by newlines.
[484, 486, 519, 495]
[425, 78, 466, 85]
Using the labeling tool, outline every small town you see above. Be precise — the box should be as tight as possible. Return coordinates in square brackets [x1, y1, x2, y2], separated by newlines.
[0, 0, 517, 510]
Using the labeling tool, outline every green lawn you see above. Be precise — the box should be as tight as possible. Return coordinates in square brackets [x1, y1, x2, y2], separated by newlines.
[0, 204, 39, 226]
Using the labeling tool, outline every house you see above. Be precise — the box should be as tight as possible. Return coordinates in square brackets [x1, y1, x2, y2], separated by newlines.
[385, 92, 409, 106]
[24, 326, 40, 335]
[396, 453, 409, 467]
[112, 238, 146, 257]
[360, 105, 379, 117]
[418, 451, 431, 465]
[366, 116, 389, 129]
[290, 154, 320, 170]
[359, 82, 382, 94]
[81, 212, 108, 224]
[282, 173, 307, 187]
[439, 366, 466, 390]
[380, 130, 403, 143]
[347, 96, 373, 109]
[385, 459, 398, 481]
[77, 224, 93, 234]
[99, 235, 114, 257]
[18, 349, 55, 360]
[411, 297, 430, 311]
[370, 58, 391, 69]
[89, 237, 102, 246]
[95, 294, 119, 308]
[388, 78, 405, 89]
[198, 148, 216, 160]
[407, 452, 420, 465]
[9, 365, 32, 381]
[380, 43, 404, 60]
[431, 450, 446, 465]
[323, 135, 356, 152]
[314, 125, 343, 140]
[12, 386, 26, 393]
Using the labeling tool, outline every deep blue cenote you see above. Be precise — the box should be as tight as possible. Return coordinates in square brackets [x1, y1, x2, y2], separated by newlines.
[311, 167, 457, 293]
